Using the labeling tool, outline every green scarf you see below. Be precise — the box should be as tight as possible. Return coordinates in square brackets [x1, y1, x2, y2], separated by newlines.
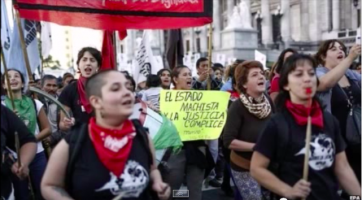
[5, 96, 37, 135]
[153, 115, 183, 152]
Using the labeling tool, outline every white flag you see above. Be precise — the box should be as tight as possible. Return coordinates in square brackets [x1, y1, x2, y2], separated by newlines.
[133, 30, 160, 84]
[254, 50, 267, 69]
[8, 18, 41, 83]
[41, 22, 52, 59]
[1, 0, 11, 72]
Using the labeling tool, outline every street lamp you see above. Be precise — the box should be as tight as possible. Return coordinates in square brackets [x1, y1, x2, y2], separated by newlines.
[194, 27, 202, 35]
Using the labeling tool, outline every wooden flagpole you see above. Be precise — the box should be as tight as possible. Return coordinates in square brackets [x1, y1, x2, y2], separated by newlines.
[113, 31, 118, 70]
[1, 46, 16, 110]
[207, 23, 213, 90]
[14, 9, 33, 82]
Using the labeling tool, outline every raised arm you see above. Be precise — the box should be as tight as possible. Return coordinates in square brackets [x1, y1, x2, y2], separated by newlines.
[318, 44, 361, 91]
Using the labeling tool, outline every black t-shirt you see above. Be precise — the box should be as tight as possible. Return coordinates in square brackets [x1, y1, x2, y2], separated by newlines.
[58, 81, 90, 126]
[254, 111, 346, 200]
[64, 125, 152, 200]
[1, 105, 36, 199]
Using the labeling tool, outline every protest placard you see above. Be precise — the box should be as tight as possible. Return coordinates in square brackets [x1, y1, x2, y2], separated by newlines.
[160, 90, 230, 141]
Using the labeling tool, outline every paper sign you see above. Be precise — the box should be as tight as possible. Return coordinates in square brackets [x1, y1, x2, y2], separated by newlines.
[255, 50, 267, 69]
[160, 90, 231, 141]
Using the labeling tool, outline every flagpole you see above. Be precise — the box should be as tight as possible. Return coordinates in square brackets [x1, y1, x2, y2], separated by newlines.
[175, 42, 178, 69]
[14, 9, 33, 82]
[113, 31, 118, 70]
[207, 23, 213, 90]
[1, 45, 16, 110]
[38, 25, 44, 78]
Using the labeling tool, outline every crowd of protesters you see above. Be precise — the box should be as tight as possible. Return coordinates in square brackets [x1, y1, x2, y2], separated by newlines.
[1, 39, 361, 200]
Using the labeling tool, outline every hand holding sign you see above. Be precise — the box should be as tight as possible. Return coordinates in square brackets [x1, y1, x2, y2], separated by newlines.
[160, 90, 230, 141]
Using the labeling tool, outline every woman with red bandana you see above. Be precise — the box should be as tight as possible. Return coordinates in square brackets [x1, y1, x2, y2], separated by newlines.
[58, 47, 101, 131]
[250, 54, 361, 200]
[41, 70, 170, 200]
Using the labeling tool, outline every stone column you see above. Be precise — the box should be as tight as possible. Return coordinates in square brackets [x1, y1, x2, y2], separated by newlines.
[332, 0, 340, 31]
[160, 30, 165, 54]
[300, 0, 310, 41]
[227, 0, 234, 16]
[201, 26, 208, 54]
[126, 30, 135, 60]
[261, 0, 273, 45]
[244, 0, 251, 25]
[213, 0, 221, 50]
[281, 0, 292, 47]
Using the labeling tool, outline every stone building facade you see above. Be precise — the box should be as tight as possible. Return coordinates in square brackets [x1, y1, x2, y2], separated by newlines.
[120, 0, 360, 64]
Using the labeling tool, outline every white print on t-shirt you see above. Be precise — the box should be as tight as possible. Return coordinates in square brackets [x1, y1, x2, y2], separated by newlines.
[295, 134, 335, 171]
[96, 160, 149, 198]
[101, 132, 136, 152]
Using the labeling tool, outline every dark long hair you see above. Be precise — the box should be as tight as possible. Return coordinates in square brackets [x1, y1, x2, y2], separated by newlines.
[275, 54, 323, 112]
[270, 48, 298, 80]
[1, 69, 26, 93]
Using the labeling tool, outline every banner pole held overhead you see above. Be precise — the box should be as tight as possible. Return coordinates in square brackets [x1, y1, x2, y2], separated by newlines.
[14, 9, 33, 82]
[207, 23, 213, 90]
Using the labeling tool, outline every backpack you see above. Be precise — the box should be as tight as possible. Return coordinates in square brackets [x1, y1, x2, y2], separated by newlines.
[65, 119, 153, 195]
[266, 111, 335, 200]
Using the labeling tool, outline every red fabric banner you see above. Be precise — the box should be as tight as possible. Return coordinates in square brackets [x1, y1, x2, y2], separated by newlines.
[14, 0, 213, 30]
[101, 30, 115, 70]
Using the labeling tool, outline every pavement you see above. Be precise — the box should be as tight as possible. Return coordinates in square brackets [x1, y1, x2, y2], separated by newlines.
[172, 184, 236, 200]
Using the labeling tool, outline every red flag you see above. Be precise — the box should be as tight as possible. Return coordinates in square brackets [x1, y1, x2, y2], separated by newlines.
[118, 30, 127, 41]
[101, 31, 115, 70]
[14, 0, 213, 30]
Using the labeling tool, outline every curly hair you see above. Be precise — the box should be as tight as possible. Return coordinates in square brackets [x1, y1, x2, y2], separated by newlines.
[233, 61, 264, 94]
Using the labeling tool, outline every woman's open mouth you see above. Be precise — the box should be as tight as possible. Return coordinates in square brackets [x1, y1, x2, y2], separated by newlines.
[337, 55, 344, 60]
[122, 100, 132, 106]
[84, 68, 92, 73]
[10, 82, 18, 87]
[257, 82, 265, 86]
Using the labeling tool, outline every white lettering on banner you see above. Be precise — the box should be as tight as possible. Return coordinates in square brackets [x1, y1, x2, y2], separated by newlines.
[24, 20, 37, 48]
[101, 0, 199, 9]
[103, 133, 136, 152]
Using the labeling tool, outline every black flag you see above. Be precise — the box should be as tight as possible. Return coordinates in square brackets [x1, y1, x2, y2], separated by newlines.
[165, 29, 184, 70]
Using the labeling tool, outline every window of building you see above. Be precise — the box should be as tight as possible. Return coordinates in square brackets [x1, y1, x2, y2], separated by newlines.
[358, 8, 361, 27]
[186, 40, 190, 52]
[272, 14, 282, 43]
[196, 38, 201, 53]
[256, 18, 262, 45]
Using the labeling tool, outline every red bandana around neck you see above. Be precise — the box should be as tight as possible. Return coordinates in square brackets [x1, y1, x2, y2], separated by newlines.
[89, 118, 136, 177]
[77, 76, 92, 114]
[285, 99, 324, 128]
